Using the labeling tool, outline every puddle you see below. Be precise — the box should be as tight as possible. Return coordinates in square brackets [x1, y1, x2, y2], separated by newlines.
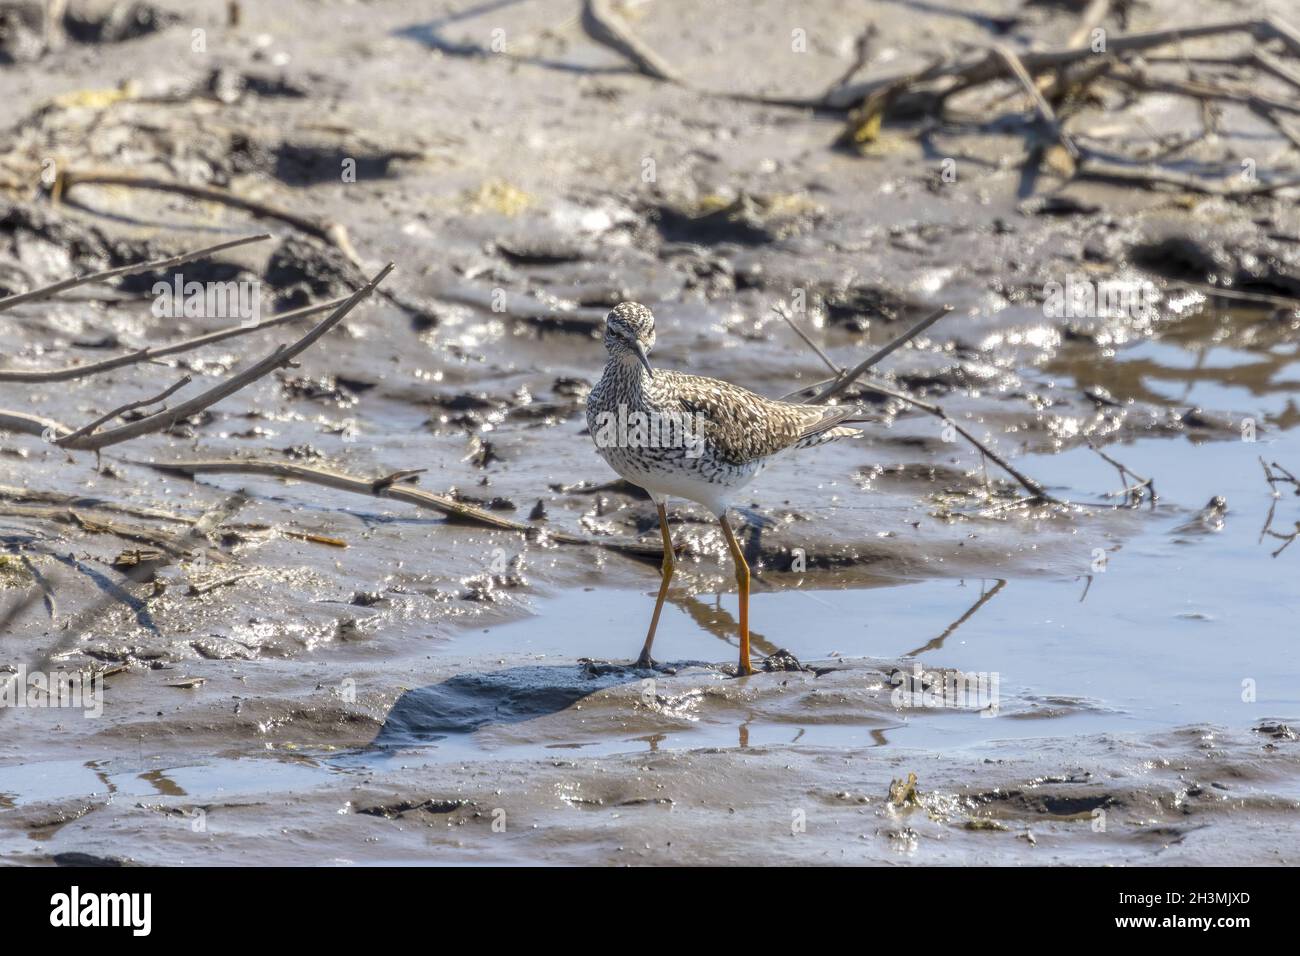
[0, 755, 346, 808]
[432, 423, 1300, 755]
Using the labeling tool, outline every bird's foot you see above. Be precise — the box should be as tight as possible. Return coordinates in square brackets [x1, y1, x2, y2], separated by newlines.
[634, 652, 658, 669]
[735, 659, 755, 677]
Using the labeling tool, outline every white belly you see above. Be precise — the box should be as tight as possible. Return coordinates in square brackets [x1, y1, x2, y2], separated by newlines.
[599, 446, 765, 517]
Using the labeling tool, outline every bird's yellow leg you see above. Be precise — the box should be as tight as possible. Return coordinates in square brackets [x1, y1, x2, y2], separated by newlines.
[637, 503, 674, 667]
[719, 515, 752, 676]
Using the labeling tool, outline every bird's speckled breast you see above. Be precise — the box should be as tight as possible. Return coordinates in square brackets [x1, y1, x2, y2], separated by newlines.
[586, 358, 764, 501]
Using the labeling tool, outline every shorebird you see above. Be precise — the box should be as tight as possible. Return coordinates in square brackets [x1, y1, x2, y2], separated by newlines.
[586, 302, 869, 675]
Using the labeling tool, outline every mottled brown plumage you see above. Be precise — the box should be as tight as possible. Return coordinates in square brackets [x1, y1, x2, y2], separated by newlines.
[585, 301, 869, 675]
[653, 369, 863, 464]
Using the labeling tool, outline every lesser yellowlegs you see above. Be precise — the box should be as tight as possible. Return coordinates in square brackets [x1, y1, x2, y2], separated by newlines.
[586, 302, 868, 675]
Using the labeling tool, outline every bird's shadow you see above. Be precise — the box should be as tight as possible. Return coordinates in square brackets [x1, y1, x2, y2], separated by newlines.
[358, 558, 810, 754]
[367, 659, 708, 750]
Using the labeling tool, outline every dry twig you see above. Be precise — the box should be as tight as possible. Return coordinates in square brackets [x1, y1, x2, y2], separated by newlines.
[1260, 459, 1299, 556]
[136, 458, 665, 559]
[37, 264, 393, 451]
[0, 295, 352, 383]
[580, 0, 681, 83]
[990, 44, 1079, 159]
[1075, 157, 1300, 197]
[55, 170, 362, 265]
[55, 375, 192, 446]
[812, 305, 954, 403]
[823, 23, 878, 98]
[826, 17, 1300, 110]
[0, 233, 269, 313]
[1090, 443, 1157, 508]
[777, 306, 1055, 502]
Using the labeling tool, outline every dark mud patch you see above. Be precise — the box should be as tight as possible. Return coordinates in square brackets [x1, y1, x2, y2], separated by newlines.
[2, 1, 174, 64]
[819, 281, 933, 330]
[50, 851, 131, 866]
[495, 235, 592, 266]
[648, 193, 823, 247]
[1128, 230, 1300, 298]
[62, 2, 176, 45]
[271, 142, 420, 188]
[355, 797, 468, 819]
[263, 236, 360, 304]
[207, 67, 313, 103]
[113, 259, 254, 294]
[970, 787, 1118, 820]
[0, 201, 153, 280]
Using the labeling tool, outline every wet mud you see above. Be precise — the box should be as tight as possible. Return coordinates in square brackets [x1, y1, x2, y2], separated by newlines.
[1, 0, 1299, 863]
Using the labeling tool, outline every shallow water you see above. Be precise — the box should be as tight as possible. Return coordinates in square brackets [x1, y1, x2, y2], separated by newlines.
[367, 433, 1300, 759]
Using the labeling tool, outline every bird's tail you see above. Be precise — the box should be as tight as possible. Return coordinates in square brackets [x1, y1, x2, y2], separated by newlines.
[795, 424, 862, 449]
[793, 403, 875, 448]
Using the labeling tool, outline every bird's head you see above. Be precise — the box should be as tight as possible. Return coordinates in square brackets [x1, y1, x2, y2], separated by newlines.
[603, 301, 655, 377]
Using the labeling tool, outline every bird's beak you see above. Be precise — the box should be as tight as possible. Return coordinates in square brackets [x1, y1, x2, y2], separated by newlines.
[631, 340, 654, 378]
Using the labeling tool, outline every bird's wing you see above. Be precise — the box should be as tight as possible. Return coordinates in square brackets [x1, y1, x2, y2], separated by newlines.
[662, 372, 864, 465]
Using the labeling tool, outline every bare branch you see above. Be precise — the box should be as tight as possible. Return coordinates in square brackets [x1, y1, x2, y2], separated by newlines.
[135, 458, 665, 559]
[822, 23, 878, 99]
[844, 379, 1056, 502]
[0, 295, 352, 383]
[1259, 459, 1299, 556]
[581, 0, 681, 83]
[811, 305, 953, 403]
[1090, 443, 1157, 508]
[1066, 0, 1110, 50]
[1262, 457, 1300, 492]
[47, 264, 395, 451]
[825, 17, 1299, 110]
[990, 44, 1079, 159]
[777, 305, 1054, 501]
[0, 409, 68, 439]
[1076, 158, 1300, 197]
[0, 233, 270, 313]
[55, 375, 192, 446]
[1103, 62, 1300, 116]
[771, 302, 839, 375]
[1251, 47, 1300, 92]
[57, 170, 362, 266]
